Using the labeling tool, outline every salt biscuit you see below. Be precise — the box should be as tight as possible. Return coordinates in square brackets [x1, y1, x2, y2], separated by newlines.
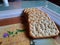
[24, 8, 59, 38]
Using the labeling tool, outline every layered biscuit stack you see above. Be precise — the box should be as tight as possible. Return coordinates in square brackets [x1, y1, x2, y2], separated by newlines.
[24, 8, 59, 38]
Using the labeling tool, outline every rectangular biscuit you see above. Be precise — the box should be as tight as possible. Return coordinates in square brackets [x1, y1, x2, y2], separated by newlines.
[23, 8, 59, 38]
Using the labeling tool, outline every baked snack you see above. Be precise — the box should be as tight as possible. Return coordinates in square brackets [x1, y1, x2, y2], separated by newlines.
[23, 8, 59, 38]
[0, 23, 30, 45]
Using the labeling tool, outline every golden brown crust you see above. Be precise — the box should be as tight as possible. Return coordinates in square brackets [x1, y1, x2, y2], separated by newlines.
[23, 8, 59, 39]
[0, 23, 30, 45]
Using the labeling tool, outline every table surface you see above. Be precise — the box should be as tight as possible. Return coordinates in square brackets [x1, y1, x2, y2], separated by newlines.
[0, 1, 60, 14]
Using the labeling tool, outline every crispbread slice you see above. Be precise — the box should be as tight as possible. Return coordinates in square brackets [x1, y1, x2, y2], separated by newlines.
[24, 8, 59, 38]
[0, 23, 30, 45]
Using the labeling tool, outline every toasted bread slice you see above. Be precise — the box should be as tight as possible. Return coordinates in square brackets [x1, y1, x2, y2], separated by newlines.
[23, 8, 59, 38]
[0, 23, 30, 45]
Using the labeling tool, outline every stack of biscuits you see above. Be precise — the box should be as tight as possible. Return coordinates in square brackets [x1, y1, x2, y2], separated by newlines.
[23, 8, 59, 38]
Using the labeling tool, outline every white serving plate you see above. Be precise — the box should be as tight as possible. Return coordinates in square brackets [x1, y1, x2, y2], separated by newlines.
[0, 7, 60, 26]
